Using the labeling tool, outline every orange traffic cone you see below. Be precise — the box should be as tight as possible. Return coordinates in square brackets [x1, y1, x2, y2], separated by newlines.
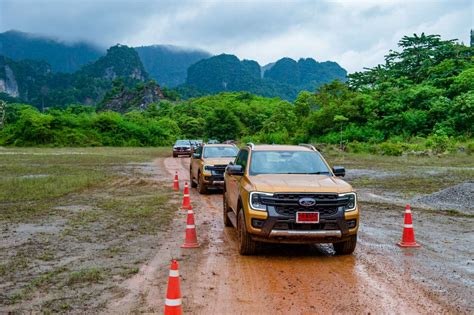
[181, 207, 200, 248]
[164, 259, 182, 315]
[173, 171, 179, 191]
[397, 204, 421, 248]
[181, 182, 191, 210]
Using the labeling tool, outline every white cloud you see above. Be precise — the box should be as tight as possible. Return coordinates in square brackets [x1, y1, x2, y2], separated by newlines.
[0, 0, 472, 73]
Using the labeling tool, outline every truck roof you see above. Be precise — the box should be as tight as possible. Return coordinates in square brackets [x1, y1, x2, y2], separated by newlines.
[251, 144, 313, 151]
[203, 143, 236, 148]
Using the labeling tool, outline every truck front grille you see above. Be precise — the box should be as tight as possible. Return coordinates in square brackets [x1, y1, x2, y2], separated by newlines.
[261, 193, 349, 218]
[209, 164, 227, 175]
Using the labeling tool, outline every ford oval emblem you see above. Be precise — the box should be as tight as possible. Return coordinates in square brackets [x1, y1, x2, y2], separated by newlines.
[299, 197, 316, 207]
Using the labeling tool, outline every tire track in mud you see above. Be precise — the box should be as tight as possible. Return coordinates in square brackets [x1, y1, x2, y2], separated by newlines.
[106, 157, 458, 314]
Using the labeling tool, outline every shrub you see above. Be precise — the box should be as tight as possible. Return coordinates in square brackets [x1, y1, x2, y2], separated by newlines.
[377, 142, 403, 156]
[426, 130, 449, 154]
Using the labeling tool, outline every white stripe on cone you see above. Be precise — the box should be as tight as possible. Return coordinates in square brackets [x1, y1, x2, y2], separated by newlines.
[186, 225, 195, 229]
[404, 224, 413, 228]
[187, 210, 194, 214]
[169, 270, 179, 277]
[165, 298, 182, 306]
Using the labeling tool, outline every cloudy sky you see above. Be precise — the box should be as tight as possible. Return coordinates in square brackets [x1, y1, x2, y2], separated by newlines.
[0, 0, 472, 73]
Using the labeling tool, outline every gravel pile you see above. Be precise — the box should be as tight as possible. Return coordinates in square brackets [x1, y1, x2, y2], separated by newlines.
[415, 181, 474, 214]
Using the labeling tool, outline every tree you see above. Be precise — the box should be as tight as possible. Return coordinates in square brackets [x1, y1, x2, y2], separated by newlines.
[0, 100, 6, 129]
[333, 115, 349, 149]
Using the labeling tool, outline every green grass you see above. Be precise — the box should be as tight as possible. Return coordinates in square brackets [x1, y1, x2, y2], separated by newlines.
[0, 147, 170, 220]
[0, 147, 178, 311]
[66, 268, 104, 285]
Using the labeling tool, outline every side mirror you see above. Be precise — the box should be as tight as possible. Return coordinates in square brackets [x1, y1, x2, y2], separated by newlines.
[192, 153, 201, 159]
[332, 166, 345, 177]
[226, 164, 244, 176]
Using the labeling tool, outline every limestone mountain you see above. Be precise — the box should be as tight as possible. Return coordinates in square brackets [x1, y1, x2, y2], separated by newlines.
[186, 54, 261, 94]
[183, 54, 347, 100]
[264, 57, 347, 89]
[0, 44, 149, 108]
[98, 80, 164, 113]
[81, 45, 148, 81]
[0, 30, 211, 87]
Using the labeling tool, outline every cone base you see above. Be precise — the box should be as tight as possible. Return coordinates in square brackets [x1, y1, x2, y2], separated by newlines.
[397, 241, 421, 248]
[181, 242, 200, 248]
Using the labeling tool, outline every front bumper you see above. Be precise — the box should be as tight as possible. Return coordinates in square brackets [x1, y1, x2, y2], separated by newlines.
[247, 205, 358, 244]
[202, 175, 225, 186]
[173, 149, 191, 155]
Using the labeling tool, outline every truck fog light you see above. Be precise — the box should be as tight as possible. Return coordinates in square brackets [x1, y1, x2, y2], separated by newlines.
[346, 219, 357, 229]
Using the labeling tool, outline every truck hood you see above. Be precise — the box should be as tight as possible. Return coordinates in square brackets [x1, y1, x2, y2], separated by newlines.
[203, 157, 235, 165]
[249, 174, 353, 193]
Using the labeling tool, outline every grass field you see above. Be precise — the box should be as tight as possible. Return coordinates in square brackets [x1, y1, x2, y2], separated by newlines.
[0, 147, 179, 312]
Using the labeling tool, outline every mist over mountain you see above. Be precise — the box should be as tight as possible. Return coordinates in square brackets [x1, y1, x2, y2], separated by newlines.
[135, 45, 211, 87]
[0, 30, 103, 73]
[0, 30, 210, 87]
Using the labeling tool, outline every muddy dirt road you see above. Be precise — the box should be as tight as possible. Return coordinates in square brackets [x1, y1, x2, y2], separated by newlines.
[108, 157, 473, 314]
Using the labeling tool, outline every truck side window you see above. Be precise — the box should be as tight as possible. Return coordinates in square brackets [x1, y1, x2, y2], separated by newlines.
[236, 150, 249, 171]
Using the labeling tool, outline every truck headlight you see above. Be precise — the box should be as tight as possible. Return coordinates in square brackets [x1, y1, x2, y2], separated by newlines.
[203, 165, 213, 174]
[339, 192, 357, 212]
[249, 192, 273, 211]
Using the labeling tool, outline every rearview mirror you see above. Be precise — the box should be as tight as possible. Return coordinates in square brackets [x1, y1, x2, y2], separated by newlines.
[192, 153, 201, 159]
[332, 166, 345, 177]
[226, 164, 244, 176]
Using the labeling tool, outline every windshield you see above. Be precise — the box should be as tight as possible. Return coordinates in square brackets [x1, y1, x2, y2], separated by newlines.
[249, 151, 331, 175]
[175, 140, 190, 146]
[203, 146, 238, 158]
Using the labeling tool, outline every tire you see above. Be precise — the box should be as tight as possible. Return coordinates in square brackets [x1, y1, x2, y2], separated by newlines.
[190, 168, 197, 188]
[197, 173, 208, 194]
[173, 153, 177, 158]
[223, 192, 232, 227]
[333, 234, 357, 255]
[237, 209, 256, 255]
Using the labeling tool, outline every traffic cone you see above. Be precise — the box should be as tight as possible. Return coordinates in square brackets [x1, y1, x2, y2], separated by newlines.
[181, 207, 200, 248]
[173, 171, 179, 191]
[397, 204, 421, 248]
[181, 182, 191, 210]
[164, 259, 182, 315]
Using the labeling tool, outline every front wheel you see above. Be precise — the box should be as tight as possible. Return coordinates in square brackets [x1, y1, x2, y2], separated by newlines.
[197, 173, 208, 194]
[333, 234, 357, 255]
[190, 168, 197, 188]
[223, 192, 232, 227]
[238, 209, 256, 255]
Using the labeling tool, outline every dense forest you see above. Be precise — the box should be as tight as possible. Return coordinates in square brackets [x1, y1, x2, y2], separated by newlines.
[0, 33, 472, 154]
